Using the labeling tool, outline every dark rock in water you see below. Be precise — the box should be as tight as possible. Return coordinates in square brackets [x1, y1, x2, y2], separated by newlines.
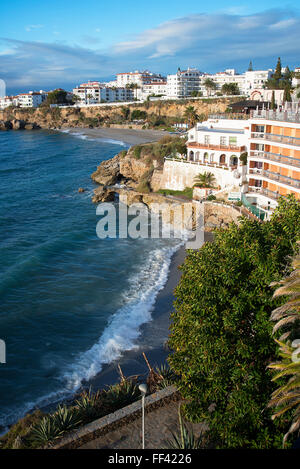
[92, 185, 116, 203]
[78, 187, 86, 193]
[0, 120, 13, 130]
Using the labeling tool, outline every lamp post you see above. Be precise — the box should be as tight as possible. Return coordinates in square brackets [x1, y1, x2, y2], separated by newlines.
[139, 383, 147, 449]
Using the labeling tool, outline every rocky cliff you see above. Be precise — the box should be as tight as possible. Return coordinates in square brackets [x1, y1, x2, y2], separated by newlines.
[0, 97, 233, 131]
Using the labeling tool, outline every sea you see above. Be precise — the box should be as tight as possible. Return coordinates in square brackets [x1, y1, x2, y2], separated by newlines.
[0, 129, 183, 429]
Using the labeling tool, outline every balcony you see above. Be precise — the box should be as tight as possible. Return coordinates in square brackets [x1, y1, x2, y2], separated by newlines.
[248, 186, 281, 201]
[251, 109, 300, 124]
[249, 150, 300, 168]
[164, 157, 238, 171]
[251, 132, 300, 147]
[187, 142, 246, 152]
[249, 168, 300, 189]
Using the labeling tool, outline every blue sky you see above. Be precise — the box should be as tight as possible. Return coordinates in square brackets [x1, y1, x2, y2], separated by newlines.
[0, 0, 300, 94]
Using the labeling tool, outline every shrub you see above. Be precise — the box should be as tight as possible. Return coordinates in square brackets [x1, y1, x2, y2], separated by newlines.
[168, 195, 300, 448]
[206, 194, 216, 201]
[133, 145, 142, 159]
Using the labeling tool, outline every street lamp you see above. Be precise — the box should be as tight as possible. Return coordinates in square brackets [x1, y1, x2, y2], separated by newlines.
[139, 383, 147, 449]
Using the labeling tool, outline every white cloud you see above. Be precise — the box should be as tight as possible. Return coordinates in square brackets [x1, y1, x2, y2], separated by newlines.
[25, 25, 44, 32]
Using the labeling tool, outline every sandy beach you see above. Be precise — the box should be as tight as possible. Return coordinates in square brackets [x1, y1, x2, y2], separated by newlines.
[66, 127, 170, 146]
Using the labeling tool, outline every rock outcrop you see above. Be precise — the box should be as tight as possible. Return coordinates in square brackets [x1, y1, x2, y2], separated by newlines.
[0, 97, 234, 131]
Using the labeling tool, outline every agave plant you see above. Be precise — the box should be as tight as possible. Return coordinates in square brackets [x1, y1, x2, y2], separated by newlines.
[52, 404, 82, 433]
[154, 364, 177, 390]
[268, 248, 300, 445]
[30, 416, 63, 445]
[164, 405, 202, 449]
[104, 380, 140, 411]
[75, 388, 101, 421]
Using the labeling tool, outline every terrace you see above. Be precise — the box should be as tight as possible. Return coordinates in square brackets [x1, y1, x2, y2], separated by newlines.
[251, 108, 300, 124]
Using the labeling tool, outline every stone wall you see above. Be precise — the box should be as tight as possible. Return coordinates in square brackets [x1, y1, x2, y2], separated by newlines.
[49, 385, 180, 450]
[160, 159, 243, 191]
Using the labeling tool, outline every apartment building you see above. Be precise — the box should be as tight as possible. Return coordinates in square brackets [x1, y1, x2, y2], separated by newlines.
[167, 68, 203, 98]
[137, 81, 167, 100]
[73, 82, 134, 103]
[17, 91, 47, 108]
[116, 70, 165, 88]
[204, 69, 245, 95]
[246, 106, 300, 215]
[0, 95, 19, 109]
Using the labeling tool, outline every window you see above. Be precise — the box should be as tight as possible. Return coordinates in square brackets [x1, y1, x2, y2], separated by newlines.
[220, 136, 227, 145]
[229, 136, 237, 146]
[204, 135, 210, 145]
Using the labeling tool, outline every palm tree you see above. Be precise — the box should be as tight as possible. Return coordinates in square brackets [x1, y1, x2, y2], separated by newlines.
[204, 78, 217, 97]
[194, 171, 216, 188]
[268, 249, 300, 446]
[183, 106, 199, 128]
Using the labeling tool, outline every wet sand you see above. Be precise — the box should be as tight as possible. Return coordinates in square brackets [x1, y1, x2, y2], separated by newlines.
[66, 127, 170, 146]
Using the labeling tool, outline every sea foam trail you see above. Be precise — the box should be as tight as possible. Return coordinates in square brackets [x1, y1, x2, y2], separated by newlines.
[58, 129, 127, 147]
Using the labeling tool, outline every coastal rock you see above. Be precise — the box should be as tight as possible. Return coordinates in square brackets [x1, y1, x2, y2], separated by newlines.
[0, 120, 13, 130]
[92, 186, 116, 203]
[12, 119, 26, 130]
[91, 154, 120, 186]
[78, 187, 86, 193]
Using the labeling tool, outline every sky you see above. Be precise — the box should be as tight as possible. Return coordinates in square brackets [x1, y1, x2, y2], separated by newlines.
[0, 0, 300, 94]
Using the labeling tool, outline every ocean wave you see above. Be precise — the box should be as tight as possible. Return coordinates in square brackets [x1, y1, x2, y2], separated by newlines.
[57, 129, 127, 147]
[0, 238, 184, 430]
[60, 240, 184, 389]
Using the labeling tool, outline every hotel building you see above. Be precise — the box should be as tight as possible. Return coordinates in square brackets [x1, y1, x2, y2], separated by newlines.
[246, 106, 300, 215]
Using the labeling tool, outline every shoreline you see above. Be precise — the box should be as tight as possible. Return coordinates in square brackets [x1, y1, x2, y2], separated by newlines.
[59, 127, 170, 146]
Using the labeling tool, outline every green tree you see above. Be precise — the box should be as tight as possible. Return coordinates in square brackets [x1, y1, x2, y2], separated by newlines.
[183, 106, 199, 128]
[45, 89, 68, 105]
[204, 78, 217, 97]
[193, 171, 216, 188]
[273, 57, 282, 81]
[271, 90, 276, 110]
[248, 60, 253, 71]
[221, 83, 240, 95]
[283, 86, 292, 103]
[168, 195, 300, 448]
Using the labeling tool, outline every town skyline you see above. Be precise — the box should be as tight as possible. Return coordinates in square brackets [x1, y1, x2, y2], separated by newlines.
[0, 2, 300, 94]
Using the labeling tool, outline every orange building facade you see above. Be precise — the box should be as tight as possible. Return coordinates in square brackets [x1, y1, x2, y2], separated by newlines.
[247, 109, 300, 216]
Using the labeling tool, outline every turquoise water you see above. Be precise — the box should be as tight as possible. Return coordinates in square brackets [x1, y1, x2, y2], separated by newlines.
[0, 129, 182, 427]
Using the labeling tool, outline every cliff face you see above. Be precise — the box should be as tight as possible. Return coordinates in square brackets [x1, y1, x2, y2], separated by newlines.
[91, 146, 160, 202]
[0, 98, 231, 130]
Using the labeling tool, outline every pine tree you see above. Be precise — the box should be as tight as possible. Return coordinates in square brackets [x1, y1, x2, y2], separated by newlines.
[273, 57, 282, 81]
[248, 60, 253, 71]
[271, 90, 276, 110]
[283, 86, 292, 102]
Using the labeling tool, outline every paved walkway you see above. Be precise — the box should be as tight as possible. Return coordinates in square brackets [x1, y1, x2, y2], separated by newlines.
[78, 401, 207, 449]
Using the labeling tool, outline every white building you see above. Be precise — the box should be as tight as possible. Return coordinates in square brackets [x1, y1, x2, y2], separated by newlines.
[167, 68, 203, 98]
[204, 69, 245, 95]
[243, 70, 273, 94]
[73, 82, 134, 104]
[116, 70, 165, 88]
[137, 81, 167, 100]
[184, 118, 249, 189]
[17, 91, 47, 108]
[0, 95, 19, 109]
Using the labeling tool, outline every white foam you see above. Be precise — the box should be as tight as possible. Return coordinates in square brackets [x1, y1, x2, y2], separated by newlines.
[61, 240, 184, 389]
[0, 234, 186, 429]
[57, 129, 127, 146]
